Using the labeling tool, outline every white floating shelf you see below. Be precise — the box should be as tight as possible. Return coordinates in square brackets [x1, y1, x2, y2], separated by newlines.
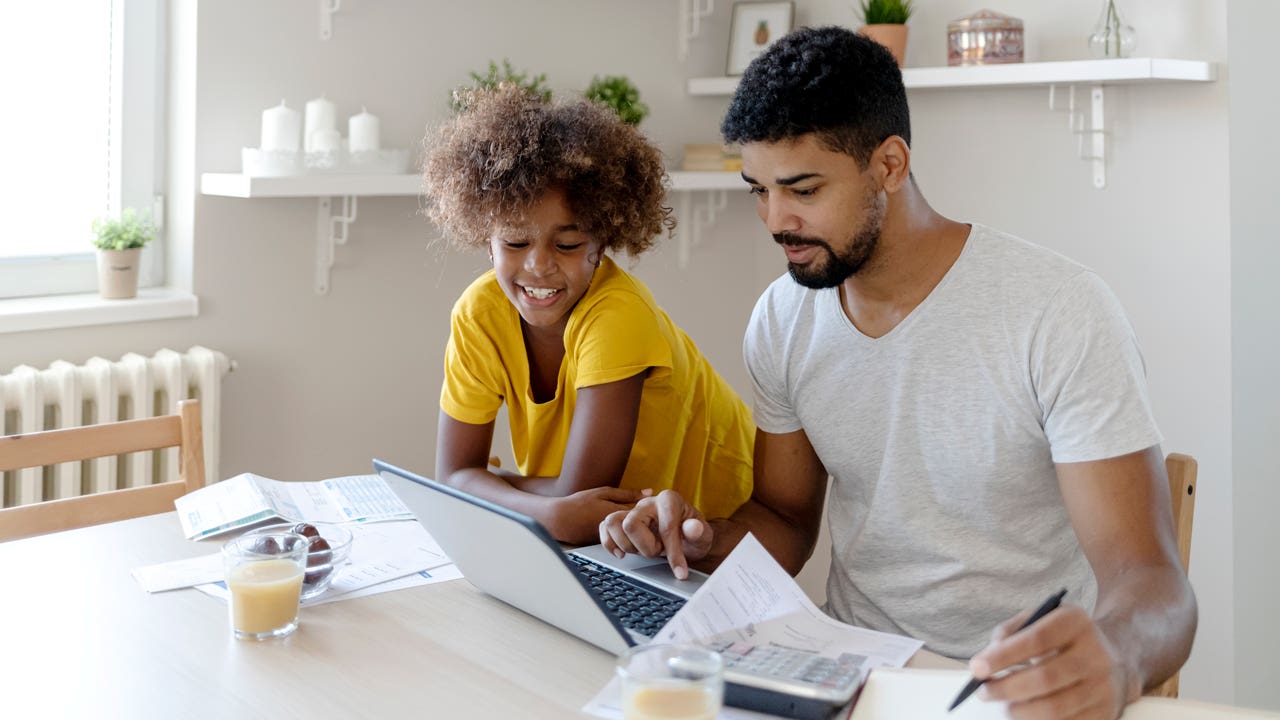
[669, 170, 743, 191]
[200, 173, 421, 198]
[688, 57, 1216, 96]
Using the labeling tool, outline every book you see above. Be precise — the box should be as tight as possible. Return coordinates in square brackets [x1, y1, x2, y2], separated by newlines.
[173, 472, 414, 540]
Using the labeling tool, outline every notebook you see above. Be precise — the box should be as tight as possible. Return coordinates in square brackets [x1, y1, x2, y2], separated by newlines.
[374, 459, 706, 655]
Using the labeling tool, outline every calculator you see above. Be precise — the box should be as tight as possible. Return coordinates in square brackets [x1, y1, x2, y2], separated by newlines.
[704, 640, 868, 720]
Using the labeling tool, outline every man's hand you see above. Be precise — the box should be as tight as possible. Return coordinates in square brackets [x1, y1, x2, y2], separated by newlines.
[547, 487, 649, 545]
[970, 605, 1136, 720]
[598, 489, 713, 580]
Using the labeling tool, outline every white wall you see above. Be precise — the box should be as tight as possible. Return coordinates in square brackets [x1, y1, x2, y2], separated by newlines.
[1226, 0, 1280, 710]
[0, 0, 1261, 707]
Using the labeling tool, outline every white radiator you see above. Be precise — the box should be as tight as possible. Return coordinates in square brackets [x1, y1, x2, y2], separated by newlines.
[0, 346, 234, 508]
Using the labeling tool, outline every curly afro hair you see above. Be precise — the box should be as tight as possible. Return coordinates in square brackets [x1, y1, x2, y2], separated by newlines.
[422, 83, 675, 256]
[721, 26, 910, 169]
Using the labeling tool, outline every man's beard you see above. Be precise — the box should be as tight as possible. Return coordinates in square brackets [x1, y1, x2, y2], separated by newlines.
[775, 196, 883, 289]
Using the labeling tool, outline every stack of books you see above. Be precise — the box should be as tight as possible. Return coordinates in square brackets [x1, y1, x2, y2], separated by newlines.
[680, 143, 743, 172]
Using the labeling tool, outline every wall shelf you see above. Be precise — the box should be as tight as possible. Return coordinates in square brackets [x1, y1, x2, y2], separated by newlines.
[688, 58, 1216, 95]
[688, 58, 1216, 189]
[200, 173, 421, 295]
[198, 172, 737, 288]
[200, 173, 420, 198]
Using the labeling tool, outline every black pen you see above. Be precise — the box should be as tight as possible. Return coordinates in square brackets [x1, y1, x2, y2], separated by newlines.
[947, 588, 1068, 712]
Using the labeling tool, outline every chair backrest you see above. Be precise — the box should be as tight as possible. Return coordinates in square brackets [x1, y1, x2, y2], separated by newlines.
[0, 399, 205, 542]
[1150, 452, 1198, 699]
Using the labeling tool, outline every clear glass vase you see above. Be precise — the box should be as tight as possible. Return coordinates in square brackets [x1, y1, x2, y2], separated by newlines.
[1089, 0, 1136, 59]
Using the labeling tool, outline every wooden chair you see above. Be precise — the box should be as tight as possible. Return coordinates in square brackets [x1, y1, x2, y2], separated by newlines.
[1149, 452, 1198, 698]
[0, 399, 205, 542]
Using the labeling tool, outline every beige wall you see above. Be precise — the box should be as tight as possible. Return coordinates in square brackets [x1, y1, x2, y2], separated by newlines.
[2, 0, 1265, 707]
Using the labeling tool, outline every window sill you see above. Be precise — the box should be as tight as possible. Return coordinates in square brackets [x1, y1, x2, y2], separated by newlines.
[0, 287, 198, 334]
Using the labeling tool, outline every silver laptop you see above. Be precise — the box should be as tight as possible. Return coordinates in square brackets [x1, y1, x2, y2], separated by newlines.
[374, 459, 706, 655]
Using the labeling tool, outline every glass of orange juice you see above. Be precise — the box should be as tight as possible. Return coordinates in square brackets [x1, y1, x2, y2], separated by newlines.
[617, 643, 724, 720]
[222, 531, 308, 640]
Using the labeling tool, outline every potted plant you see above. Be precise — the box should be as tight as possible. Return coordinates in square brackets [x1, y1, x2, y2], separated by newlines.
[858, 0, 914, 67]
[449, 59, 551, 114]
[91, 208, 154, 299]
[583, 75, 649, 126]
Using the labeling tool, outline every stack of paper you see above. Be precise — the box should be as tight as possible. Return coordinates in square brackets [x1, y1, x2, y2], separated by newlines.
[174, 473, 414, 540]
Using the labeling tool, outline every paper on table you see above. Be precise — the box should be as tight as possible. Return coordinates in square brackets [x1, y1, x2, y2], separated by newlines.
[132, 553, 223, 593]
[175, 473, 414, 540]
[849, 668, 1280, 720]
[584, 533, 923, 719]
[849, 669, 1010, 719]
[194, 520, 452, 605]
[195, 563, 464, 606]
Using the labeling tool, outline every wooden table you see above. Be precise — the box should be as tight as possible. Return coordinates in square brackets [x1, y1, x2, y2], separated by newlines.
[2, 476, 1268, 719]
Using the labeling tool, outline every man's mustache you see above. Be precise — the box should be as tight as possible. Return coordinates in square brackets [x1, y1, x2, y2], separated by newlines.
[774, 233, 826, 248]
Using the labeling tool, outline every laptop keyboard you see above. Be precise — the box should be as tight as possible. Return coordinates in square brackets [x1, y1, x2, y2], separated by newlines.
[568, 554, 685, 637]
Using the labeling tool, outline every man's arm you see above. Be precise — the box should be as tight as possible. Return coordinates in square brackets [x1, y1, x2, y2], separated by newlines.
[973, 445, 1197, 718]
[599, 427, 829, 578]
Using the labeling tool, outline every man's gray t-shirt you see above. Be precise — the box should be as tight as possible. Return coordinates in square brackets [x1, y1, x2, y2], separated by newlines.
[743, 224, 1161, 658]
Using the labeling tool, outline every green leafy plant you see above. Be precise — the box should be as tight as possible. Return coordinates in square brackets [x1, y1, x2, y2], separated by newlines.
[449, 59, 551, 114]
[91, 208, 154, 251]
[859, 0, 914, 24]
[583, 75, 649, 126]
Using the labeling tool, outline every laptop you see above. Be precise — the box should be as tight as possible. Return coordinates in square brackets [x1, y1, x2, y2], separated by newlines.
[375, 459, 865, 720]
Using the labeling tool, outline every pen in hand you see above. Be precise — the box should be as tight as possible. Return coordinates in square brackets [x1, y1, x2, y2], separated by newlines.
[947, 588, 1068, 713]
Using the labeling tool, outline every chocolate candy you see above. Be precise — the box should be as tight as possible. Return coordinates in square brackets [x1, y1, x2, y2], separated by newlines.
[303, 534, 334, 586]
[250, 535, 280, 555]
[291, 522, 320, 538]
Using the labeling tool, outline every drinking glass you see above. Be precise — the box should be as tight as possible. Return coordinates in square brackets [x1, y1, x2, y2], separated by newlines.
[222, 531, 308, 640]
[617, 643, 724, 720]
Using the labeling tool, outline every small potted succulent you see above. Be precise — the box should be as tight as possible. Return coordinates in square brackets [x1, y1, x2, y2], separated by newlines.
[583, 75, 649, 126]
[91, 208, 154, 299]
[858, 0, 914, 67]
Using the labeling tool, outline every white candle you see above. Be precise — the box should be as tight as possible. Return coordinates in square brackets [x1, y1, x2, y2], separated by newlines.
[348, 107, 380, 152]
[310, 129, 341, 153]
[303, 95, 337, 152]
[260, 100, 301, 152]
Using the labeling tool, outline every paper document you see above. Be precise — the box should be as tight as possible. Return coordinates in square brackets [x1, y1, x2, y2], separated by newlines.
[174, 473, 414, 540]
[584, 533, 923, 719]
[132, 553, 224, 593]
[850, 669, 1009, 719]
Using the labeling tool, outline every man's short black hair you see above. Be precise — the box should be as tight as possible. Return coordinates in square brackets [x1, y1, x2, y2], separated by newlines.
[721, 26, 910, 169]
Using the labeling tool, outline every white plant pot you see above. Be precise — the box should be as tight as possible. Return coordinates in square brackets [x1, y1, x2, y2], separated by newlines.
[97, 248, 142, 299]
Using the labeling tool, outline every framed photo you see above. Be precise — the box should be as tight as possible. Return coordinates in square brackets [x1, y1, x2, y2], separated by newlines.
[726, 1, 795, 76]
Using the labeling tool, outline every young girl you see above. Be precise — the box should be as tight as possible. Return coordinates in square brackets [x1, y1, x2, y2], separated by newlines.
[422, 85, 753, 544]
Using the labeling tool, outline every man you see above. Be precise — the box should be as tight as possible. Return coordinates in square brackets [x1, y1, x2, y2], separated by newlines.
[599, 26, 1196, 720]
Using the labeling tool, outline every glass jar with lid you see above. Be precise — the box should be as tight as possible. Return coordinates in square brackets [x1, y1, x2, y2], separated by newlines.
[947, 9, 1024, 66]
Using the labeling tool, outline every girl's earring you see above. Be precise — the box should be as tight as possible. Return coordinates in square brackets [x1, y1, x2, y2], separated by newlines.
[487, 251, 494, 263]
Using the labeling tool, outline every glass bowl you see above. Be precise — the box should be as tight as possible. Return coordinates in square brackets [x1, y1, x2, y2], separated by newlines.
[248, 522, 353, 599]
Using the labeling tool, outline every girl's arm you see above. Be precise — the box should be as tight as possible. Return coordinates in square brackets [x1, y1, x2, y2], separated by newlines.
[518, 371, 647, 496]
[434, 372, 646, 542]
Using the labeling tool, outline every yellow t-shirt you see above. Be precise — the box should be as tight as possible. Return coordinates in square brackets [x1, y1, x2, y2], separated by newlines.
[440, 256, 753, 519]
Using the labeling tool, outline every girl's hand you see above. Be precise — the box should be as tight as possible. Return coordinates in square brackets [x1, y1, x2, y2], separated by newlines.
[548, 486, 649, 545]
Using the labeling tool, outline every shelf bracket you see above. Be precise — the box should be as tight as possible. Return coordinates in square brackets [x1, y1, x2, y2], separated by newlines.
[677, 0, 716, 62]
[315, 195, 358, 294]
[676, 189, 728, 269]
[1049, 84, 1107, 189]
[319, 0, 341, 41]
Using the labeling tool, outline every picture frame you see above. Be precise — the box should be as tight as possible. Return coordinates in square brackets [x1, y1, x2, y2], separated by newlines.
[726, 1, 795, 76]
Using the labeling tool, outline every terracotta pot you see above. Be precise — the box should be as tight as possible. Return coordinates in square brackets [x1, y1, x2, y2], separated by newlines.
[858, 24, 909, 67]
[97, 248, 142, 299]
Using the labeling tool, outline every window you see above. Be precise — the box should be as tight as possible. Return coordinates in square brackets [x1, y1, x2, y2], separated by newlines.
[0, 1, 165, 300]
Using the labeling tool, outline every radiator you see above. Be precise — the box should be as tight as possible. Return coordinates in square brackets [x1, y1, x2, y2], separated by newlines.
[0, 346, 234, 508]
